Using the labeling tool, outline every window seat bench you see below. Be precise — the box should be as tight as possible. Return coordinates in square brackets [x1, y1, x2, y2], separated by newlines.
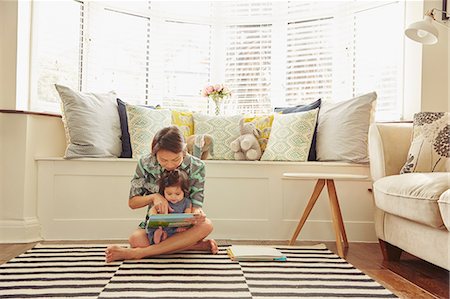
[36, 157, 375, 242]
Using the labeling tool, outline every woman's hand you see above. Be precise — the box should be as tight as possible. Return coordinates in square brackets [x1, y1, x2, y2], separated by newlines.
[152, 194, 172, 214]
[189, 207, 206, 225]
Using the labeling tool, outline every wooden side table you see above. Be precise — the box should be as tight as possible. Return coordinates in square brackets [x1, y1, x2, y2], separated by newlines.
[283, 173, 368, 257]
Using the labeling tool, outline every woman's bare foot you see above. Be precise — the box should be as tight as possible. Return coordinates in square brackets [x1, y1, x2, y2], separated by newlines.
[105, 245, 140, 263]
[187, 239, 219, 254]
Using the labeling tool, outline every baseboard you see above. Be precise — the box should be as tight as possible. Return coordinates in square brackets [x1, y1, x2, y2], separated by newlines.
[0, 218, 42, 243]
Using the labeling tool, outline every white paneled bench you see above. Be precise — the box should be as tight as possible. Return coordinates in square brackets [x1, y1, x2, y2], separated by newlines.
[36, 158, 375, 241]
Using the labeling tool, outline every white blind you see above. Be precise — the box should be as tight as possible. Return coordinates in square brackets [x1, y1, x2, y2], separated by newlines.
[285, 17, 333, 105]
[31, 0, 81, 111]
[84, 6, 149, 104]
[224, 24, 272, 115]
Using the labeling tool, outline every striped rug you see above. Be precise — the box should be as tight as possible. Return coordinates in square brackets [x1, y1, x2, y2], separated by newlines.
[0, 243, 397, 299]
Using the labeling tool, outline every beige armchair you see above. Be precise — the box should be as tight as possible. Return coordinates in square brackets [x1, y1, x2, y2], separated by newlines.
[368, 122, 449, 270]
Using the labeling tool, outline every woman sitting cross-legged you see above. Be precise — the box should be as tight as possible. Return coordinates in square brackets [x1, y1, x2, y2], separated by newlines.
[105, 126, 218, 262]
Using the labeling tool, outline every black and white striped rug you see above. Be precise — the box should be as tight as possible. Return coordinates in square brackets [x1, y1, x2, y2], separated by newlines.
[0, 243, 397, 299]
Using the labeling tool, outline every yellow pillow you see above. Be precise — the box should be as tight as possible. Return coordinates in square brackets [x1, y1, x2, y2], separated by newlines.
[172, 110, 194, 139]
[244, 115, 274, 152]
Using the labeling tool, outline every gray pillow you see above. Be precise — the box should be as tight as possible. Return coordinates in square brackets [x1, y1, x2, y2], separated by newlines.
[55, 84, 122, 158]
[316, 92, 377, 163]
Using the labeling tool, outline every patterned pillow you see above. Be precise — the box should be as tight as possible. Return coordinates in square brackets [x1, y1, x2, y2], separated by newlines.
[126, 104, 172, 158]
[274, 98, 321, 161]
[193, 114, 243, 160]
[244, 114, 274, 153]
[261, 108, 319, 161]
[400, 112, 449, 173]
[172, 110, 194, 140]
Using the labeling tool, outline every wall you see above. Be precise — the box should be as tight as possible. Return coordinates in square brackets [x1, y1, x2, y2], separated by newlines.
[0, 113, 66, 242]
[422, 0, 450, 111]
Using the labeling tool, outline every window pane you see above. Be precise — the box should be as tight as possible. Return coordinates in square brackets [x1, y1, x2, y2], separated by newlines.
[31, 0, 81, 109]
[285, 17, 333, 105]
[353, 2, 404, 120]
[224, 24, 272, 115]
[84, 8, 148, 104]
[160, 21, 211, 112]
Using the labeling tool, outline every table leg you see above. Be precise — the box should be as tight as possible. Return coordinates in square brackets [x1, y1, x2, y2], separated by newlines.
[289, 179, 325, 245]
[326, 179, 348, 257]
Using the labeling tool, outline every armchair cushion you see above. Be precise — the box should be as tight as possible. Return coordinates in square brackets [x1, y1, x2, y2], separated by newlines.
[400, 112, 449, 174]
[373, 172, 449, 229]
[438, 189, 450, 231]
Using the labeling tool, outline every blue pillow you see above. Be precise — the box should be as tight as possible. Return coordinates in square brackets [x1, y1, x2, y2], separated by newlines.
[274, 98, 321, 161]
[117, 99, 157, 158]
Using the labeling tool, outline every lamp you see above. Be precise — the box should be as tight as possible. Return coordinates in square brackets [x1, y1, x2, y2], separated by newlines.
[405, 5, 449, 45]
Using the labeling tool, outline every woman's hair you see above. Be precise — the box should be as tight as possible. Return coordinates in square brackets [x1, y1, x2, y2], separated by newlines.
[151, 126, 186, 155]
[158, 169, 190, 196]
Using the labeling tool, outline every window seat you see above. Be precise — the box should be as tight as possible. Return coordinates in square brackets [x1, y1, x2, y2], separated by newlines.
[36, 157, 375, 242]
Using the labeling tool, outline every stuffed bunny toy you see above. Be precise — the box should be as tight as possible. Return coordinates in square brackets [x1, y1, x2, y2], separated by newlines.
[186, 134, 214, 160]
[230, 119, 262, 160]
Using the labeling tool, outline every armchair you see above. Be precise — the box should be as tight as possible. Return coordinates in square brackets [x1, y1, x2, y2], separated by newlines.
[368, 122, 449, 270]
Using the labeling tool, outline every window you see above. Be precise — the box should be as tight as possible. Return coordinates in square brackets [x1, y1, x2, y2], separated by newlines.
[29, 0, 408, 120]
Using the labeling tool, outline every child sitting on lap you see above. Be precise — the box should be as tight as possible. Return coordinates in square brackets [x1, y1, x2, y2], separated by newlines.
[147, 169, 192, 244]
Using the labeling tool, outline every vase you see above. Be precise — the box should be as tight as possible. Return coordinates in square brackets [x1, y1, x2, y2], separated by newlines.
[213, 100, 221, 116]
[210, 95, 223, 116]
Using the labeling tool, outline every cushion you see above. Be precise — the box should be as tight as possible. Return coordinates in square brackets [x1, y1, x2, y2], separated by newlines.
[117, 99, 158, 158]
[55, 84, 122, 158]
[244, 114, 274, 153]
[274, 98, 321, 160]
[117, 98, 133, 158]
[172, 110, 194, 140]
[316, 92, 377, 163]
[400, 112, 449, 173]
[261, 108, 319, 161]
[126, 104, 172, 158]
[438, 189, 450, 231]
[373, 172, 449, 229]
[193, 114, 243, 160]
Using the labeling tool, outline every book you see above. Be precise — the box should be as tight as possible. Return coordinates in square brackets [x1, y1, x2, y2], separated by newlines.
[147, 213, 195, 228]
[226, 245, 287, 261]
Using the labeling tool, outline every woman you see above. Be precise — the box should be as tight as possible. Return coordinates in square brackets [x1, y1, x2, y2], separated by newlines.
[105, 126, 218, 262]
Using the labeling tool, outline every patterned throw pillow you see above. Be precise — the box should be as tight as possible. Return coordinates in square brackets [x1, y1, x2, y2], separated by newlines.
[261, 108, 319, 161]
[400, 112, 449, 173]
[244, 115, 274, 153]
[172, 110, 194, 140]
[193, 114, 243, 160]
[126, 104, 172, 158]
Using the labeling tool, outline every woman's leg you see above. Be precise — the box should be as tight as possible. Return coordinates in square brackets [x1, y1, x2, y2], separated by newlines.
[105, 218, 217, 262]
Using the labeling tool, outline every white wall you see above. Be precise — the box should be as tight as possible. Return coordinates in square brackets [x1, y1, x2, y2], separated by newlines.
[422, 0, 450, 111]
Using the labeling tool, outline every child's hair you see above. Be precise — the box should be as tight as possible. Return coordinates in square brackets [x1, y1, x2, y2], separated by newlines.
[152, 126, 186, 156]
[158, 169, 190, 196]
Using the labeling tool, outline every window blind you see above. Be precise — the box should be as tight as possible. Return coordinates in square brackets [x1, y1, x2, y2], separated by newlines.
[224, 24, 272, 115]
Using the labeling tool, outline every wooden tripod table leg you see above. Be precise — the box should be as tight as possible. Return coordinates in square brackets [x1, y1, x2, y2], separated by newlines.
[326, 179, 348, 257]
[289, 179, 325, 245]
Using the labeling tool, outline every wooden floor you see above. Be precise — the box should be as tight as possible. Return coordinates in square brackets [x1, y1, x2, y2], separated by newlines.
[0, 240, 448, 299]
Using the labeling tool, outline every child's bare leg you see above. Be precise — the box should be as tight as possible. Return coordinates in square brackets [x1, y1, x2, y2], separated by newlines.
[106, 218, 215, 262]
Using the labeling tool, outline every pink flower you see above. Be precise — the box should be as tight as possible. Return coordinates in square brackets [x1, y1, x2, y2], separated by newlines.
[206, 86, 214, 94]
[214, 84, 222, 92]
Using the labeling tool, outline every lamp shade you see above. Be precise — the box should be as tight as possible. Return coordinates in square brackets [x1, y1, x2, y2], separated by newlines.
[405, 15, 439, 44]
